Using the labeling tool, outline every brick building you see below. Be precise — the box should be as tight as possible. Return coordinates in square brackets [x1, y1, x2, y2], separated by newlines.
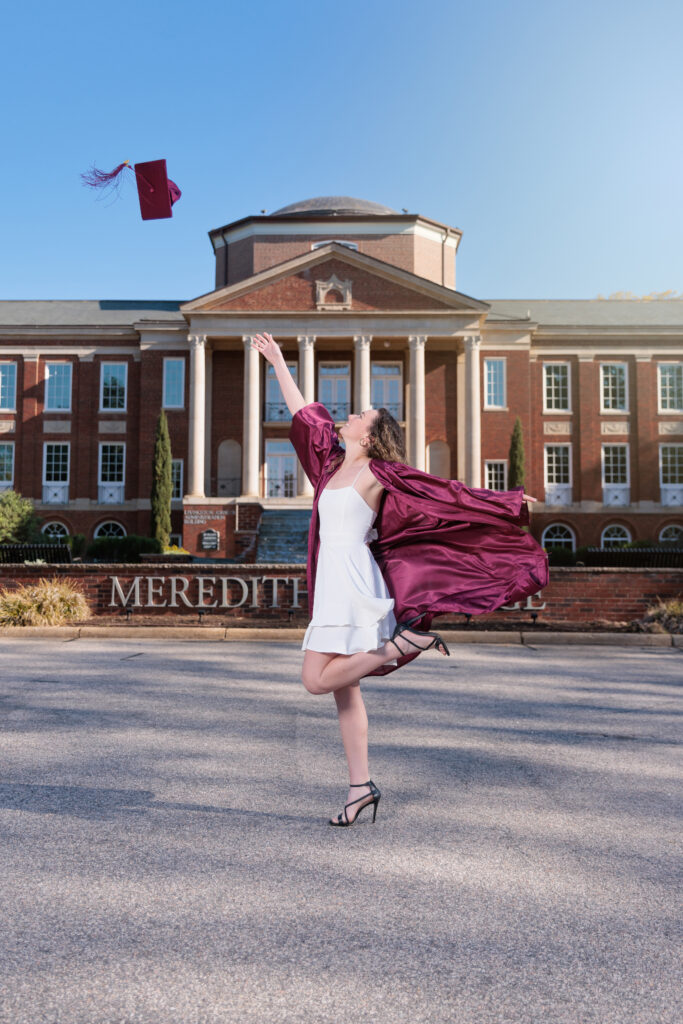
[0, 195, 682, 556]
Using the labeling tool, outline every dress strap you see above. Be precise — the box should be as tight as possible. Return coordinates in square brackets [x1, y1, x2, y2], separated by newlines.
[351, 462, 370, 488]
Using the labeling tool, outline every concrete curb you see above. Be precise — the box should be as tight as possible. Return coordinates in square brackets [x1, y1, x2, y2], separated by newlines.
[0, 625, 680, 646]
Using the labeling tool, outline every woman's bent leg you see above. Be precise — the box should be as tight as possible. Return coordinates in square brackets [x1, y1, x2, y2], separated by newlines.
[302, 645, 396, 695]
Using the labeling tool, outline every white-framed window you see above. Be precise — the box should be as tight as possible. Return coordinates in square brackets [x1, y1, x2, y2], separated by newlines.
[600, 363, 628, 412]
[318, 362, 351, 420]
[171, 458, 183, 500]
[0, 363, 17, 411]
[42, 442, 70, 503]
[660, 443, 683, 506]
[657, 363, 683, 413]
[485, 460, 507, 490]
[0, 441, 14, 490]
[265, 439, 297, 498]
[94, 521, 126, 538]
[544, 444, 572, 505]
[601, 524, 632, 548]
[601, 443, 630, 506]
[541, 523, 576, 551]
[265, 361, 297, 421]
[98, 442, 125, 503]
[659, 523, 683, 543]
[44, 362, 72, 412]
[543, 363, 571, 412]
[42, 521, 69, 539]
[371, 362, 403, 419]
[484, 358, 506, 409]
[163, 358, 185, 409]
[100, 363, 127, 411]
[169, 532, 182, 547]
[311, 239, 359, 251]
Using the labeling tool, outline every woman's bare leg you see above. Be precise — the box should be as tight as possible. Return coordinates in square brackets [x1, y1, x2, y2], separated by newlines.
[301, 628, 443, 697]
[334, 682, 369, 782]
[333, 682, 374, 815]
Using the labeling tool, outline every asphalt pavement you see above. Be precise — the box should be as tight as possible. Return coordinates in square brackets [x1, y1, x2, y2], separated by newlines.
[0, 638, 681, 1024]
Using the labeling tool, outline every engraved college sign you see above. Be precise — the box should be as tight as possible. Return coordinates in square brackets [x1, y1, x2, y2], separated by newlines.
[109, 575, 306, 610]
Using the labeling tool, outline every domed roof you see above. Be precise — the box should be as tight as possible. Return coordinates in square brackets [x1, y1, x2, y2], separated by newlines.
[270, 196, 399, 217]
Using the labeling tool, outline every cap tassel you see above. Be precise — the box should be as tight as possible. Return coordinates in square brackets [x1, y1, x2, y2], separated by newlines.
[80, 161, 132, 190]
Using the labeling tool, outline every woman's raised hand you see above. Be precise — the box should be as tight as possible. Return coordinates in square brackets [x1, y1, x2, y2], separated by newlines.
[522, 494, 538, 503]
[252, 332, 283, 365]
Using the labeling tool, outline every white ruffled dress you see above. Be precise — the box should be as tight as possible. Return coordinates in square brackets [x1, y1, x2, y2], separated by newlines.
[301, 466, 397, 655]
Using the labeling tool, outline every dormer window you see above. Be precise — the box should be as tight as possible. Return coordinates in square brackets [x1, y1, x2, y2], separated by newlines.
[311, 240, 359, 251]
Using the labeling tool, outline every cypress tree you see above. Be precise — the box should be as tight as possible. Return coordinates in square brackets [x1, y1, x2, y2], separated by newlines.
[151, 410, 172, 548]
[508, 417, 525, 489]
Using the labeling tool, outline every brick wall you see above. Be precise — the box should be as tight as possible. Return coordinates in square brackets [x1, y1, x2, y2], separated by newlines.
[214, 259, 451, 313]
[1, 565, 680, 626]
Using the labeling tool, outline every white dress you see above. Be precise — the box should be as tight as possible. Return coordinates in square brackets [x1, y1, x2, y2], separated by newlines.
[301, 464, 397, 655]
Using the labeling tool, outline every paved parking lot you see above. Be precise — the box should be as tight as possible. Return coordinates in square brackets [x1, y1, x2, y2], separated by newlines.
[0, 638, 681, 1024]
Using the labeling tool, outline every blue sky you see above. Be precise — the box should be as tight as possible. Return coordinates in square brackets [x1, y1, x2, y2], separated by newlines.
[2, 0, 681, 301]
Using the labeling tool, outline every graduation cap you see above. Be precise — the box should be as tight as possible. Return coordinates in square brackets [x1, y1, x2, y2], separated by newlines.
[81, 159, 181, 220]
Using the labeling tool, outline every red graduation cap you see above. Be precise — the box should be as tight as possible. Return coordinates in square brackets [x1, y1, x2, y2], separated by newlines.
[81, 159, 181, 220]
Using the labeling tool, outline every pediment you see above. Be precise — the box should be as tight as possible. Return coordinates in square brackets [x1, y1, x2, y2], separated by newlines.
[182, 244, 489, 316]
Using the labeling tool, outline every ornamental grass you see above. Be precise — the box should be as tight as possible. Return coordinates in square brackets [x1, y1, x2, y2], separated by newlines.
[0, 578, 91, 626]
[641, 596, 683, 635]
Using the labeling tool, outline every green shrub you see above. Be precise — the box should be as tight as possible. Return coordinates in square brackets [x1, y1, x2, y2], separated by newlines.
[546, 546, 576, 566]
[0, 490, 42, 543]
[0, 578, 91, 626]
[84, 534, 162, 563]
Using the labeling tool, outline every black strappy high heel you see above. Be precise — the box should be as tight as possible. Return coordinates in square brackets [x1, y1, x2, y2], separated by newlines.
[329, 780, 381, 827]
[389, 614, 451, 658]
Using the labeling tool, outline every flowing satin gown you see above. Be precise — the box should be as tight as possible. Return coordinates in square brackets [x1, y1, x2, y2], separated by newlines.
[301, 465, 397, 654]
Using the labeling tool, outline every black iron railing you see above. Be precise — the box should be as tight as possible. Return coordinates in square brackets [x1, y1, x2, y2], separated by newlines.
[217, 476, 241, 496]
[0, 544, 72, 564]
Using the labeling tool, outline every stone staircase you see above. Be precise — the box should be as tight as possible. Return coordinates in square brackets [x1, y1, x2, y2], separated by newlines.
[255, 509, 311, 564]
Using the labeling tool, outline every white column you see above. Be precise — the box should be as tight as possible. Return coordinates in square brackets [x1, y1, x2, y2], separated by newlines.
[242, 335, 261, 497]
[297, 336, 316, 497]
[464, 335, 482, 487]
[204, 346, 213, 495]
[408, 335, 427, 470]
[353, 335, 372, 412]
[188, 334, 207, 497]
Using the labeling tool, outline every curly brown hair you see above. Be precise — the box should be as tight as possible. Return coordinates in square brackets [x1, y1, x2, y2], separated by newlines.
[365, 407, 406, 462]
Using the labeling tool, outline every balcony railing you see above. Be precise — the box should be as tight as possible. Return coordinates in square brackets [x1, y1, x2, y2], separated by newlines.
[98, 483, 125, 504]
[42, 483, 69, 504]
[377, 402, 402, 419]
[661, 484, 683, 506]
[544, 484, 572, 506]
[264, 402, 292, 422]
[217, 476, 241, 497]
[328, 402, 351, 420]
[603, 485, 630, 506]
[266, 476, 296, 498]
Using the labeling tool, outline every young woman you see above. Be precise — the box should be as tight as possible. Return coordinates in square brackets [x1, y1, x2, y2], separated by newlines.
[252, 332, 547, 828]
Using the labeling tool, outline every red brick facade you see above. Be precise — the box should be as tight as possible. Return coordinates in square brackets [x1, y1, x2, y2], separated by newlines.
[1, 198, 682, 556]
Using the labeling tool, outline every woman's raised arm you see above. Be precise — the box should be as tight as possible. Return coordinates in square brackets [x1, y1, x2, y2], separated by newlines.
[252, 333, 307, 416]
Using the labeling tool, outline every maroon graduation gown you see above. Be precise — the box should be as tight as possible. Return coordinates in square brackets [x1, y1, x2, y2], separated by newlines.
[289, 402, 549, 677]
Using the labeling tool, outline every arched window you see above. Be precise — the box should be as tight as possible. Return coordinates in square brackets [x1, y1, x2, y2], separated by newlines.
[659, 523, 683, 544]
[541, 523, 576, 551]
[426, 440, 451, 479]
[217, 440, 242, 497]
[41, 521, 68, 539]
[94, 521, 126, 538]
[601, 524, 632, 548]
